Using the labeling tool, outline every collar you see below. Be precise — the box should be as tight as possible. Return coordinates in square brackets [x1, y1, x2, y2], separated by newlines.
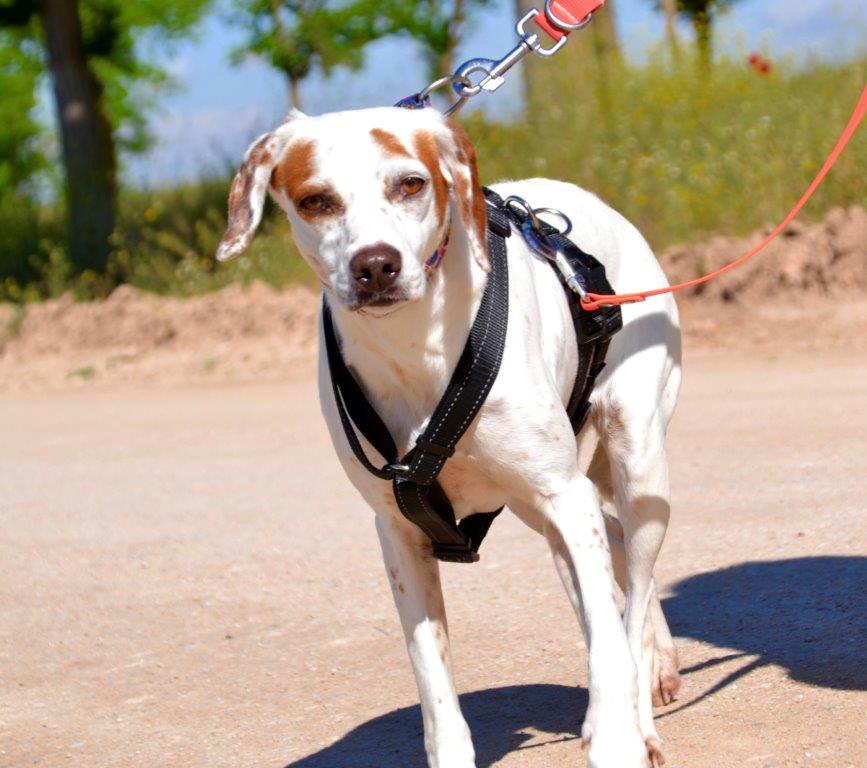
[423, 222, 451, 277]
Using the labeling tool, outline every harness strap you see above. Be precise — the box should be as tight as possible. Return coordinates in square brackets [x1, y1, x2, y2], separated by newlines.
[484, 188, 622, 434]
[324, 192, 620, 562]
[322, 201, 510, 563]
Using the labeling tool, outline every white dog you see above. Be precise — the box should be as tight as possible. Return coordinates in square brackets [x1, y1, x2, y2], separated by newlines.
[218, 106, 682, 768]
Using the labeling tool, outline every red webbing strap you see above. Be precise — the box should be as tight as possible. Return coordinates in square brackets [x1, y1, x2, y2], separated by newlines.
[581, 85, 867, 311]
[534, 0, 607, 42]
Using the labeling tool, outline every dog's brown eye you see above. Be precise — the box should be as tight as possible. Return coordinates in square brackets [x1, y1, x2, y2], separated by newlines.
[401, 176, 425, 196]
[299, 195, 326, 213]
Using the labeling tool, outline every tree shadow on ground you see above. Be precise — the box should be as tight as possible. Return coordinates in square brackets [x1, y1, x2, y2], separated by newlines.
[285, 556, 865, 766]
[284, 683, 586, 768]
[662, 555, 866, 692]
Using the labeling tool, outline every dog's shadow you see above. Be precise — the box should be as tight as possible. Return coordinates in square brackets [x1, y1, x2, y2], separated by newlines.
[284, 683, 585, 768]
[284, 556, 865, 766]
[662, 555, 867, 695]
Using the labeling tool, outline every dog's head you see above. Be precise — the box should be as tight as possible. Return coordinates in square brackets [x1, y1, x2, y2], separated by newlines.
[217, 107, 487, 314]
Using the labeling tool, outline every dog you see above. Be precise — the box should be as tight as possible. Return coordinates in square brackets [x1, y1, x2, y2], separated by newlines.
[217, 105, 682, 768]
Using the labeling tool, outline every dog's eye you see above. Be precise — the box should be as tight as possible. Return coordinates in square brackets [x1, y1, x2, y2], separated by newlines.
[400, 176, 426, 196]
[299, 194, 326, 213]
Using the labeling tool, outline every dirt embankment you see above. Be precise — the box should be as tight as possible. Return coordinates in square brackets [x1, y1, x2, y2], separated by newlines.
[1, 205, 865, 390]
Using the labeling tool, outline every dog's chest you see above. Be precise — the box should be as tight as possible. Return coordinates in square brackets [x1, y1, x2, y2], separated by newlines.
[435, 444, 509, 519]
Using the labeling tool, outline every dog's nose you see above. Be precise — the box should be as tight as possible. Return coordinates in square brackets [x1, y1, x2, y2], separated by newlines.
[349, 244, 402, 294]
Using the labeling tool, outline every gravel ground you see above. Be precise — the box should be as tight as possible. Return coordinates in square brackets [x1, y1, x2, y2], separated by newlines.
[1, 345, 865, 768]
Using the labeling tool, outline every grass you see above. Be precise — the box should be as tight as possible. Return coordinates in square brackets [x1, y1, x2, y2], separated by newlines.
[466, 49, 866, 251]
[1, 47, 864, 303]
[68, 365, 96, 380]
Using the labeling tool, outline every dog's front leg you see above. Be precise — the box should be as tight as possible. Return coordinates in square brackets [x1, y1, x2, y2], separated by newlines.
[540, 476, 650, 768]
[375, 515, 475, 768]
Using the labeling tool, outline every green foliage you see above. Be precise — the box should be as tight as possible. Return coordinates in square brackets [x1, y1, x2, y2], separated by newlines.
[469, 50, 867, 251]
[0, 27, 42, 200]
[380, 0, 495, 80]
[652, 0, 744, 65]
[1, 49, 865, 302]
[230, 0, 391, 104]
[78, 0, 213, 154]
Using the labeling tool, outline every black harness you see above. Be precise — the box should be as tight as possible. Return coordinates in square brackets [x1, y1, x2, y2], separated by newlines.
[323, 188, 622, 563]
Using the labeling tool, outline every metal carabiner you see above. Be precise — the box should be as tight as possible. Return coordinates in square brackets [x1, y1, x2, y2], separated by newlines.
[508, 197, 589, 299]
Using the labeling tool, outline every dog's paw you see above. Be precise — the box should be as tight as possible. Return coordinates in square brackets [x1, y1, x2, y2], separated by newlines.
[582, 720, 651, 768]
[645, 735, 666, 768]
[652, 647, 681, 707]
[426, 741, 476, 768]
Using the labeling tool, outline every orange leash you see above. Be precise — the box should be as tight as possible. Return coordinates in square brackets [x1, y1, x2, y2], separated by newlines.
[580, 85, 867, 311]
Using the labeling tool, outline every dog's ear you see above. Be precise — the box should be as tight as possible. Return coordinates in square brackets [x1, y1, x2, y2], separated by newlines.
[216, 115, 304, 262]
[434, 120, 489, 272]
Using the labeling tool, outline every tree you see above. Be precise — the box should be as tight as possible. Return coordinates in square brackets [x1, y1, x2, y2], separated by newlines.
[0, 28, 42, 203]
[515, 0, 621, 117]
[381, 0, 495, 83]
[652, 0, 742, 70]
[0, 0, 211, 276]
[660, 0, 680, 59]
[231, 0, 392, 110]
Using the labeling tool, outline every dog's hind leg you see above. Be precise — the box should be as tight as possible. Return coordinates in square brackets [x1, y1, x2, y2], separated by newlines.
[589, 445, 681, 707]
[375, 515, 476, 768]
[602, 511, 681, 706]
[598, 405, 672, 765]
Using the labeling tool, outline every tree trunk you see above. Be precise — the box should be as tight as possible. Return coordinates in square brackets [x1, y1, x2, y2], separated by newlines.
[40, 0, 117, 275]
[589, 0, 621, 63]
[515, 0, 620, 114]
[438, 0, 465, 80]
[661, 0, 680, 60]
[692, 10, 711, 72]
[289, 75, 302, 110]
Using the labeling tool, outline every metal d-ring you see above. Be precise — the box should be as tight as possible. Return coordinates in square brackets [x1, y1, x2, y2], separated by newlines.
[544, 0, 594, 31]
[383, 461, 411, 478]
[503, 195, 540, 228]
[504, 196, 573, 238]
[533, 207, 573, 237]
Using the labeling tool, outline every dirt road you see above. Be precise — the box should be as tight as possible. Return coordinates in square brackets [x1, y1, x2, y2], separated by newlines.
[1, 347, 865, 768]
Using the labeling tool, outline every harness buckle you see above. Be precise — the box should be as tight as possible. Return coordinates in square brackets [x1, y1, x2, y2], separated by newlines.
[383, 462, 411, 478]
[432, 543, 481, 563]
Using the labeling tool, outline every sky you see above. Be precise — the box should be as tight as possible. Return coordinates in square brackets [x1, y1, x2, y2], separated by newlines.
[126, 0, 865, 186]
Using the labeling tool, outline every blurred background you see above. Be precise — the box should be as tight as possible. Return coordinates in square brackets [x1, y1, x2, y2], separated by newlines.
[0, 0, 864, 304]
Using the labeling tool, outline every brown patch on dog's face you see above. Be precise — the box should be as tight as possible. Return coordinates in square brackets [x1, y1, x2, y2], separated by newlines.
[370, 128, 412, 159]
[412, 130, 449, 226]
[271, 139, 316, 202]
[271, 139, 345, 219]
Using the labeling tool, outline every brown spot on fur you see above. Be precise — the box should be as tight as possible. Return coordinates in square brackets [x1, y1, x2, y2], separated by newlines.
[370, 128, 411, 159]
[271, 139, 315, 199]
[389, 567, 399, 580]
[591, 528, 600, 537]
[223, 136, 273, 246]
[440, 649, 447, 664]
[413, 130, 448, 225]
[397, 583, 405, 593]
[388, 361, 410, 388]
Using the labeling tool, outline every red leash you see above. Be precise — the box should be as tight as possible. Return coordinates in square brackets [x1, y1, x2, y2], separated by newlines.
[579, 85, 867, 311]
[533, 0, 607, 41]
